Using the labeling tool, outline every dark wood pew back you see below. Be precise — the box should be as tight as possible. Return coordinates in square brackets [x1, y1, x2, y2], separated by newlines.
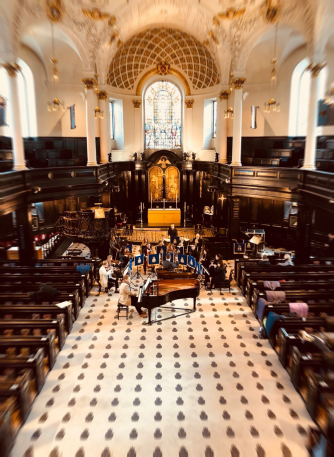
[0, 335, 56, 368]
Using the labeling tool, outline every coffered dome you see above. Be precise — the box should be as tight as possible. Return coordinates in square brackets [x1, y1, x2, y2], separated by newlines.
[107, 27, 220, 91]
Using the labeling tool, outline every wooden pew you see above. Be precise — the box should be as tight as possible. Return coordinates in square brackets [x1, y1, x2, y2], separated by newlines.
[0, 305, 72, 333]
[0, 348, 45, 393]
[0, 258, 100, 283]
[0, 334, 56, 368]
[0, 317, 65, 349]
[0, 372, 31, 423]
[0, 266, 91, 295]
[0, 398, 15, 457]
[0, 276, 86, 309]
[240, 265, 334, 294]
[0, 292, 79, 323]
[0, 272, 88, 299]
[243, 272, 334, 299]
[247, 279, 334, 308]
[234, 257, 289, 285]
[254, 290, 334, 316]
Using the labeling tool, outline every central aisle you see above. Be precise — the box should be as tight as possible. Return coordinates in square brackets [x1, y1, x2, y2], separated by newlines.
[12, 263, 313, 457]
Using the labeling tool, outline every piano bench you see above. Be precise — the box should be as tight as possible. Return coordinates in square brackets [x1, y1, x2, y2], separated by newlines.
[117, 302, 129, 320]
[217, 280, 231, 294]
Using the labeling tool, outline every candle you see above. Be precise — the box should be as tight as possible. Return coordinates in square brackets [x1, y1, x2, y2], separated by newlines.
[176, 193, 178, 207]
[151, 193, 152, 208]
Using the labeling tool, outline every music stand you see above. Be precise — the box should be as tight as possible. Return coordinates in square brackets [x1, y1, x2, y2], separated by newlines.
[131, 254, 145, 280]
[147, 254, 159, 279]
[188, 255, 196, 269]
[124, 260, 136, 287]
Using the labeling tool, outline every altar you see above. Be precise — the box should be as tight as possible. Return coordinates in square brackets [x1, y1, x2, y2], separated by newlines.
[148, 208, 181, 226]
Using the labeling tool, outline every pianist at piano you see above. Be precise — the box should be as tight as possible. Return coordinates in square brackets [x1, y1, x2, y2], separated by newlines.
[118, 274, 147, 317]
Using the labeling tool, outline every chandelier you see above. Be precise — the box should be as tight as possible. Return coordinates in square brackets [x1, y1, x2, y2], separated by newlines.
[224, 107, 234, 119]
[265, 23, 280, 113]
[324, 83, 334, 106]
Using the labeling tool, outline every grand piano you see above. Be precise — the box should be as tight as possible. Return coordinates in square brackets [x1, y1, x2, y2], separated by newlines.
[138, 270, 200, 325]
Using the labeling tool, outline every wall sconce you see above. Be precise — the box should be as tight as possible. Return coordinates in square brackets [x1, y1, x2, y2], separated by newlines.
[225, 178, 230, 184]
[224, 107, 234, 119]
[47, 98, 66, 112]
[264, 98, 280, 113]
[94, 107, 104, 119]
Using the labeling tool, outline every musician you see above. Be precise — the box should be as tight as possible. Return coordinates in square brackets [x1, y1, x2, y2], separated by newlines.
[167, 241, 175, 254]
[200, 248, 210, 285]
[192, 233, 203, 252]
[162, 254, 177, 271]
[142, 242, 152, 274]
[168, 224, 178, 237]
[109, 235, 121, 260]
[209, 254, 226, 289]
[99, 260, 118, 294]
[178, 235, 188, 253]
[119, 275, 147, 317]
[141, 238, 149, 253]
[189, 244, 200, 262]
[120, 244, 130, 268]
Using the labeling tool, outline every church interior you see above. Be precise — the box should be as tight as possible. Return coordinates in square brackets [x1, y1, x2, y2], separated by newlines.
[1, 1, 334, 456]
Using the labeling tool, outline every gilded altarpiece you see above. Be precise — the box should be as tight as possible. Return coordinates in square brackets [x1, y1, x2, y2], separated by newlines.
[148, 162, 180, 202]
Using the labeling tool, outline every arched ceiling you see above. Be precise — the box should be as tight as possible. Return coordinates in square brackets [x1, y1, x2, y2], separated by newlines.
[107, 27, 221, 91]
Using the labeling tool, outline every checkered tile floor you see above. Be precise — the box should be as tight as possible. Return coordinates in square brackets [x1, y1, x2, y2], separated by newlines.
[11, 261, 313, 457]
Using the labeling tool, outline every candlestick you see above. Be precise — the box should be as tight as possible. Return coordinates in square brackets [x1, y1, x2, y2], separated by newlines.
[151, 193, 152, 208]
[176, 193, 178, 208]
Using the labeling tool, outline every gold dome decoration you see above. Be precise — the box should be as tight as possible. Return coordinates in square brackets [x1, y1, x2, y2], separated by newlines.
[82, 7, 110, 21]
[107, 27, 220, 91]
[218, 8, 245, 20]
[46, 0, 65, 23]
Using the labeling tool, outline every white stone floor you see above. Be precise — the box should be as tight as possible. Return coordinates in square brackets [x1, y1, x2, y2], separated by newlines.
[11, 261, 313, 457]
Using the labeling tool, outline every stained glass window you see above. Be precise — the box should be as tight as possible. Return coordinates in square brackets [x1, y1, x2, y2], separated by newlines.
[144, 81, 182, 150]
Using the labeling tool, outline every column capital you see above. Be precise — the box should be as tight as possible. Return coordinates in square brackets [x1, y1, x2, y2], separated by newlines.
[97, 90, 108, 100]
[232, 78, 246, 89]
[3, 62, 21, 78]
[82, 78, 97, 90]
[306, 62, 327, 78]
[185, 99, 194, 108]
[219, 90, 230, 101]
[133, 100, 142, 108]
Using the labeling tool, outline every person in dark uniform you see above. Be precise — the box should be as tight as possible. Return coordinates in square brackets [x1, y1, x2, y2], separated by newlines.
[189, 244, 199, 262]
[162, 254, 177, 271]
[168, 224, 178, 237]
[192, 233, 203, 253]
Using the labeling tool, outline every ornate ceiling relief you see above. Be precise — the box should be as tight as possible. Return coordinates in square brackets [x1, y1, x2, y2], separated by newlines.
[107, 27, 220, 91]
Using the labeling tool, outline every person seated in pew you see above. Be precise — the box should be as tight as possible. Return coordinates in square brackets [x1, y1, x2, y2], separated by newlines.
[278, 253, 294, 266]
[258, 254, 271, 265]
[324, 231, 334, 256]
[119, 275, 147, 317]
[28, 284, 60, 301]
[162, 254, 178, 271]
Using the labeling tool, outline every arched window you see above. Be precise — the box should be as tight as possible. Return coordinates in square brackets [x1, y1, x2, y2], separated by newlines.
[144, 81, 182, 150]
[289, 58, 328, 137]
[0, 59, 37, 138]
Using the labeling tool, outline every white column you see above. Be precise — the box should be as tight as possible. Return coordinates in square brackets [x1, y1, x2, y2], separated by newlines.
[231, 78, 246, 166]
[83, 78, 97, 166]
[4, 63, 27, 170]
[133, 100, 142, 152]
[185, 99, 194, 152]
[302, 63, 326, 170]
[98, 91, 108, 163]
[218, 91, 229, 163]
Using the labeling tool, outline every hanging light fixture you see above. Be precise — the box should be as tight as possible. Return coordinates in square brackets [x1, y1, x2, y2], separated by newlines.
[324, 82, 334, 106]
[94, 107, 104, 119]
[224, 107, 234, 119]
[264, 98, 280, 113]
[47, 22, 65, 112]
[264, 23, 280, 113]
[50, 22, 59, 85]
[47, 98, 66, 112]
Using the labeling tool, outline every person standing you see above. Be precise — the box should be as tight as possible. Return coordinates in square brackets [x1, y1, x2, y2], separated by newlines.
[168, 224, 178, 237]
[109, 235, 120, 260]
[119, 275, 147, 317]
